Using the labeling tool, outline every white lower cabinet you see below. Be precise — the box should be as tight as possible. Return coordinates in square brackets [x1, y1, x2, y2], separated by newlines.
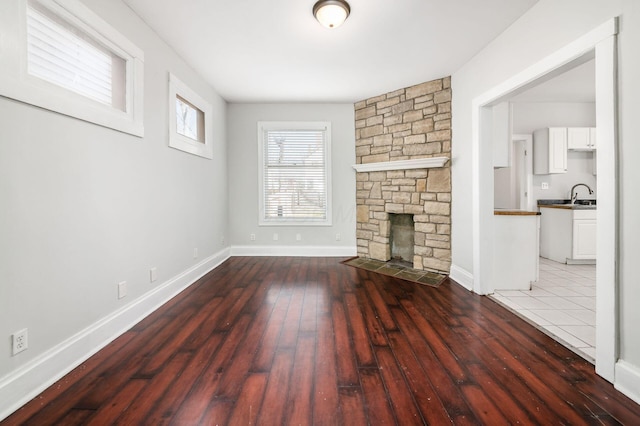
[572, 211, 597, 259]
[493, 213, 540, 290]
[540, 207, 596, 263]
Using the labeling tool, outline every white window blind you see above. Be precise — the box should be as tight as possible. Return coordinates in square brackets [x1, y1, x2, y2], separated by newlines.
[26, 0, 126, 110]
[261, 126, 330, 223]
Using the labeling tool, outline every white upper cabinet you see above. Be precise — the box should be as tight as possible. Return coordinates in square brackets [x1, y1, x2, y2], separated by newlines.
[567, 127, 596, 150]
[533, 127, 567, 174]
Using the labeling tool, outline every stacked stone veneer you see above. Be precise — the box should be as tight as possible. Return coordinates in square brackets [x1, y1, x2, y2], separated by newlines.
[354, 77, 451, 273]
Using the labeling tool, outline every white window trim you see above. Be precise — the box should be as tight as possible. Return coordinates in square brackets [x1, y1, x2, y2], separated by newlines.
[0, 0, 144, 137]
[168, 73, 213, 159]
[258, 121, 332, 227]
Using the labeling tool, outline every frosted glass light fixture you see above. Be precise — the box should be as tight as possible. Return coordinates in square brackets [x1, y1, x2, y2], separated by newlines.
[313, 0, 350, 29]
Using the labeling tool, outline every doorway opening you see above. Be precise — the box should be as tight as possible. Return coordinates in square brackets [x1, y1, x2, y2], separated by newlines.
[471, 18, 618, 381]
[491, 61, 597, 362]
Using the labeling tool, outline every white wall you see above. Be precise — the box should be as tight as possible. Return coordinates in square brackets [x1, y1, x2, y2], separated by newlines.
[617, 0, 640, 387]
[531, 151, 596, 201]
[227, 104, 356, 254]
[0, 0, 228, 415]
[451, 0, 640, 400]
[512, 102, 596, 134]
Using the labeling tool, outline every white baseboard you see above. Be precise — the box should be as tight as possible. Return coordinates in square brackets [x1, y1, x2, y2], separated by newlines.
[449, 263, 474, 291]
[230, 245, 357, 257]
[614, 360, 640, 405]
[0, 247, 231, 422]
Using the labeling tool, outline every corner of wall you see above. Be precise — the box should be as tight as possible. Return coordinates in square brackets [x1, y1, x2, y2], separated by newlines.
[449, 263, 474, 291]
[614, 360, 640, 406]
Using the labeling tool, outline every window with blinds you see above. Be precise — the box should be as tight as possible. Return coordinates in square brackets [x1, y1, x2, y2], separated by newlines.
[26, 0, 126, 111]
[0, 0, 143, 136]
[259, 122, 332, 225]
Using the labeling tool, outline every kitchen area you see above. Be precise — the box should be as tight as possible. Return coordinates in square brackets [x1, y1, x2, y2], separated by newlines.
[489, 59, 598, 362]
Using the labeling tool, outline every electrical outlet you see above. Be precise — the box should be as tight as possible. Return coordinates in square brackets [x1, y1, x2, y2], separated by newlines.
[250, 233, 256, 241]
[221, 236, 225, 245]
[150, 267, 157, 283]
[336, 233, 341, 241]
[193, 248, 198, 259]
[12, 329, 28, 356]
[296, 233, 301, 241]
[118, 281, 127, 299]
[541, 182, 549, 189]
[273, 233, 279, 241]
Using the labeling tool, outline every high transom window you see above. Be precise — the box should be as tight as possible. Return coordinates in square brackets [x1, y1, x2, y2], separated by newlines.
[0, 0, 144, 136]
[26, 0, 126, 110]
[168, 73, 213, 159]
[175, 95, 204, 143]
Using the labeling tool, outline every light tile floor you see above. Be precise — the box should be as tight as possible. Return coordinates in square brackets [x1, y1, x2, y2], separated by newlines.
[490, 257, 596, 363]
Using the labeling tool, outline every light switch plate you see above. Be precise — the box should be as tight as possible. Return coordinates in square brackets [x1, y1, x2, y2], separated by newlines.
[118, 281, 127, 299]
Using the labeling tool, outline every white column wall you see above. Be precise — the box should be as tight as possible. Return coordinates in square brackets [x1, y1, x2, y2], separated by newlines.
[451, 0, 640, 401]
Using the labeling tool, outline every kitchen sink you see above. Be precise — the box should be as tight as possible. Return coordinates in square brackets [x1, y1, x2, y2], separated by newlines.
[537, 199, 597, 210]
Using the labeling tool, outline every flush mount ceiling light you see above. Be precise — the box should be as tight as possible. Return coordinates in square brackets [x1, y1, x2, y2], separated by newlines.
[313, 0, 350, 29]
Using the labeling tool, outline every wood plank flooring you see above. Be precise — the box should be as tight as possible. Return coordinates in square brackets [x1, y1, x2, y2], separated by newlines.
[4, 256, 640, 425]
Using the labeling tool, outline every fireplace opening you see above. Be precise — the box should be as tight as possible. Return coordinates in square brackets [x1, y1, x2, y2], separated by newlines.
[389, 214, 414, 267]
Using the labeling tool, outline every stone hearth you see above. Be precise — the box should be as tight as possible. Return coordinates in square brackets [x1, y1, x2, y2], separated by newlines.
[354, 77, 451, 274]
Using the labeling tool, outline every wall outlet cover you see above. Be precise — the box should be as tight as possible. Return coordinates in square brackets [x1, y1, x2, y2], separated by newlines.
[118, 281, 127, 299]
[541, 182, 549, 189]
[12, 328, 28, 355]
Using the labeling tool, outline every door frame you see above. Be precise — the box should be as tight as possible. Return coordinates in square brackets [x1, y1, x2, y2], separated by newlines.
[471, 19, 618, 382]
[512, 134, 533, 211]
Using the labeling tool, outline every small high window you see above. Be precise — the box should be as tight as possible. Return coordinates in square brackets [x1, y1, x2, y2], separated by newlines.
[0, 0, 144, 136]
[26, 0, 127, 111]
[175, 95, 204, 143]
[168, 73, 213, 159]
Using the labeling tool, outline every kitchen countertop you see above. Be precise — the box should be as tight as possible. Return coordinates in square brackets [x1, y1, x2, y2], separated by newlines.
[494, 209, 541, 216]
[538, 199, 597, 210]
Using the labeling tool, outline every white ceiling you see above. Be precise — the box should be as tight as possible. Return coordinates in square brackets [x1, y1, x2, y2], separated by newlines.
[123, 0, 538, 103]
[509, 59, 596, 103]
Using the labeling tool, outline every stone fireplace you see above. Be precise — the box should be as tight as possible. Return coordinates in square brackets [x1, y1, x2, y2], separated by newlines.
[353, 77, 451, 274]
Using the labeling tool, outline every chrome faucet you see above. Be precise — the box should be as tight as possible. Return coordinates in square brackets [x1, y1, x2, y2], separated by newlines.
[571, 183, 593, 203]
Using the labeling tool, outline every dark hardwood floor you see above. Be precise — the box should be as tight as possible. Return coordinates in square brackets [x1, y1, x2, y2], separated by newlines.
[4, 257, 640, 425]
